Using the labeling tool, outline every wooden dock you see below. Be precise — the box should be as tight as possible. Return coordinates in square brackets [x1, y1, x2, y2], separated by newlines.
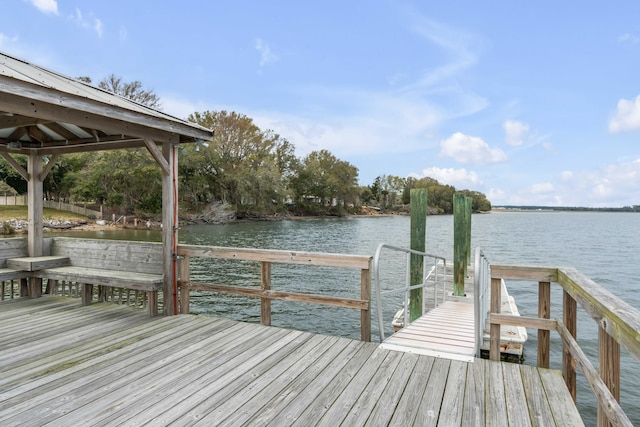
[0, 296, 583, 426]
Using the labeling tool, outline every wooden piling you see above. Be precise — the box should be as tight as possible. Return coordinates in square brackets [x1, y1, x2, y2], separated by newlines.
[453, 193, 469, 296]
[409, 188, 427, 322]
[465, 196, 472, 270]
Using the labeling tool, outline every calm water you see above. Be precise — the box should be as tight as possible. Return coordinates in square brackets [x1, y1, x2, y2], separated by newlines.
[49, 212, 640, 425]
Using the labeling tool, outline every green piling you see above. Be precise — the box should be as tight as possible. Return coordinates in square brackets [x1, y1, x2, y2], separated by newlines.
[465, 196, 472, 273]
[453, 193, 468, 296]
[409, 188, 427, 322]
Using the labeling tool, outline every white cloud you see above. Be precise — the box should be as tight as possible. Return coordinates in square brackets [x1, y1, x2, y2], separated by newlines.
[609, 95, 640, 133]
[69, 8, 104, 38]
[529, 182, 554, 194]
[255, 38, 277, 70]
[619, 33, 640, 44]
[560, 171, 573, 181]
[486, 188, 506, 203]
[0, 33, 19, 48]
[29, 0, 58, 14]
[503, 120, 529, 146]
[440, 132, 507, 165]
[406, 15, 479, 89]
[249, 86, 446, 157]
[119, 25, 128, 42]
[160, 95, 211, 120]
[417, 166, 482, 188]
[94, 19, 103, 38]
[498, 159, 640, 207]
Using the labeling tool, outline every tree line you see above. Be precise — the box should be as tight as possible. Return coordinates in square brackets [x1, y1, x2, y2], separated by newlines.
[0, 76, 491, 218]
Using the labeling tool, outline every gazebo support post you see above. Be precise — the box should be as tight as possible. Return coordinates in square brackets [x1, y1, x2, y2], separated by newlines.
[161, 141, 178, 315]
[27, 151, 44, 297]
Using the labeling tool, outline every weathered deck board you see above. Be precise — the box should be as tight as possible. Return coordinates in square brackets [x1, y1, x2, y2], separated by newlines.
[0, 296, 584, 426]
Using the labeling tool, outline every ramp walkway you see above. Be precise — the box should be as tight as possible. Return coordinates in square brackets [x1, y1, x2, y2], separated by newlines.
[380, 300, 476, 361]
[373, 245, 527, 362]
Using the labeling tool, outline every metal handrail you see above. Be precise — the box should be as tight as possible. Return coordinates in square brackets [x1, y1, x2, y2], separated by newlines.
[473, 247, 490, 356]
[372, 242, 447, 342]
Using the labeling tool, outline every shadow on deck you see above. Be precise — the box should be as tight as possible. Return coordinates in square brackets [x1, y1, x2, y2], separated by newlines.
[0, 297, 583, 426]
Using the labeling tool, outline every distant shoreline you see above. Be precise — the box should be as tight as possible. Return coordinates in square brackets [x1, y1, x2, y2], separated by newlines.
[492, 206, 639, 213]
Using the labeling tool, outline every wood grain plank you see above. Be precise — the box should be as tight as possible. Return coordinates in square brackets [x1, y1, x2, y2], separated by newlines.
[0, 316, 234, 424]
[503, 361, 532, 427]
[462, 357, 486, 426]
[144, 330, 312, 426]
[486, 357, 507, 426]
[303, 347, 390, 426]
[246, 338, 356, 425]
[387, 355, 435, 426]
[262, 339, 364, 426]
[413, 357, 451, 426]
[363, 352, 420, 426]
[73, 326, 296, 426]
[538, 368, 585, 426]
[0, 316, 213, 406]
[520, 364, 556, 426]
[338, 350, 404, 426]
[437, 360, 469, 427]
[213, 335, 339, 426]
[289, 343, 378, 426]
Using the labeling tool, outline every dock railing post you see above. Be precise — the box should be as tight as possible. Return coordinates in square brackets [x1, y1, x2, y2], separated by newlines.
[178, 255, 190, 314]
[489, 277, 502, 361]
[598, 327, 620, 427]
[563, 290, 577, 401]
[261, 262, 272, 326]
[361, 266, 371, 342]
[538, 281, 551, 368]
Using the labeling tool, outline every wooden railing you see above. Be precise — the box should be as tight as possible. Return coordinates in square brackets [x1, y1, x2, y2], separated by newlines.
[488, 265, 640, 427]
[176, 244, 373, 341]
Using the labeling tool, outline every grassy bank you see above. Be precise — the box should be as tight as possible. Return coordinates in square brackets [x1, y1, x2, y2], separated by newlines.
[0, 206, 88, 221]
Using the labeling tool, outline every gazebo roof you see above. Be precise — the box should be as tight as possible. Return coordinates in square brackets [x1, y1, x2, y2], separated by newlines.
[0, 51, 213, 155]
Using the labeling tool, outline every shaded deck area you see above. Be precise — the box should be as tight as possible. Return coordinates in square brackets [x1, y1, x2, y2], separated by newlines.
[0, 297, 583, 426]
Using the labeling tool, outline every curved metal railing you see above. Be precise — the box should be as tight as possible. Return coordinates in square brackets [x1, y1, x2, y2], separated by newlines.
[372, 243, 447, 342]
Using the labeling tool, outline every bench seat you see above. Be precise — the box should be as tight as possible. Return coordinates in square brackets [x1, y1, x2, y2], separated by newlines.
[35, 266, 163, 316]
[35, 266, 163, 291]
[0, 268, 31, 282]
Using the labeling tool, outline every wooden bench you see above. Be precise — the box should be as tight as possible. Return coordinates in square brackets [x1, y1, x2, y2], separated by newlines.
[0, 238, 32, 296]
[36, 237, 164, 316]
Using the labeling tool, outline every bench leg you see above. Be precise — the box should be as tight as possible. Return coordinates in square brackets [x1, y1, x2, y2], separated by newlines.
[46, 279, 58, 295]
[20, 278, 29, 297]
[98, 285, 109, 302]
[148, 291, 158, 316]
[82, 283, 93, 305]
[28, 278, 42, 298]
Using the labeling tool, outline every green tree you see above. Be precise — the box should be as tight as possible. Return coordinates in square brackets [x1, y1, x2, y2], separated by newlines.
[0, 154, 27, 194]
[371, 175, 405, 209]
[69, 150, 162, 213]
[186, 110, 290, 212]
[291, 149, 359, 210]
[400, 176, 491, 214]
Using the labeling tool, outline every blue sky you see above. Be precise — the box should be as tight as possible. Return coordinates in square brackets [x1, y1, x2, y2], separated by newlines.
[3, 0, 640, 207]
